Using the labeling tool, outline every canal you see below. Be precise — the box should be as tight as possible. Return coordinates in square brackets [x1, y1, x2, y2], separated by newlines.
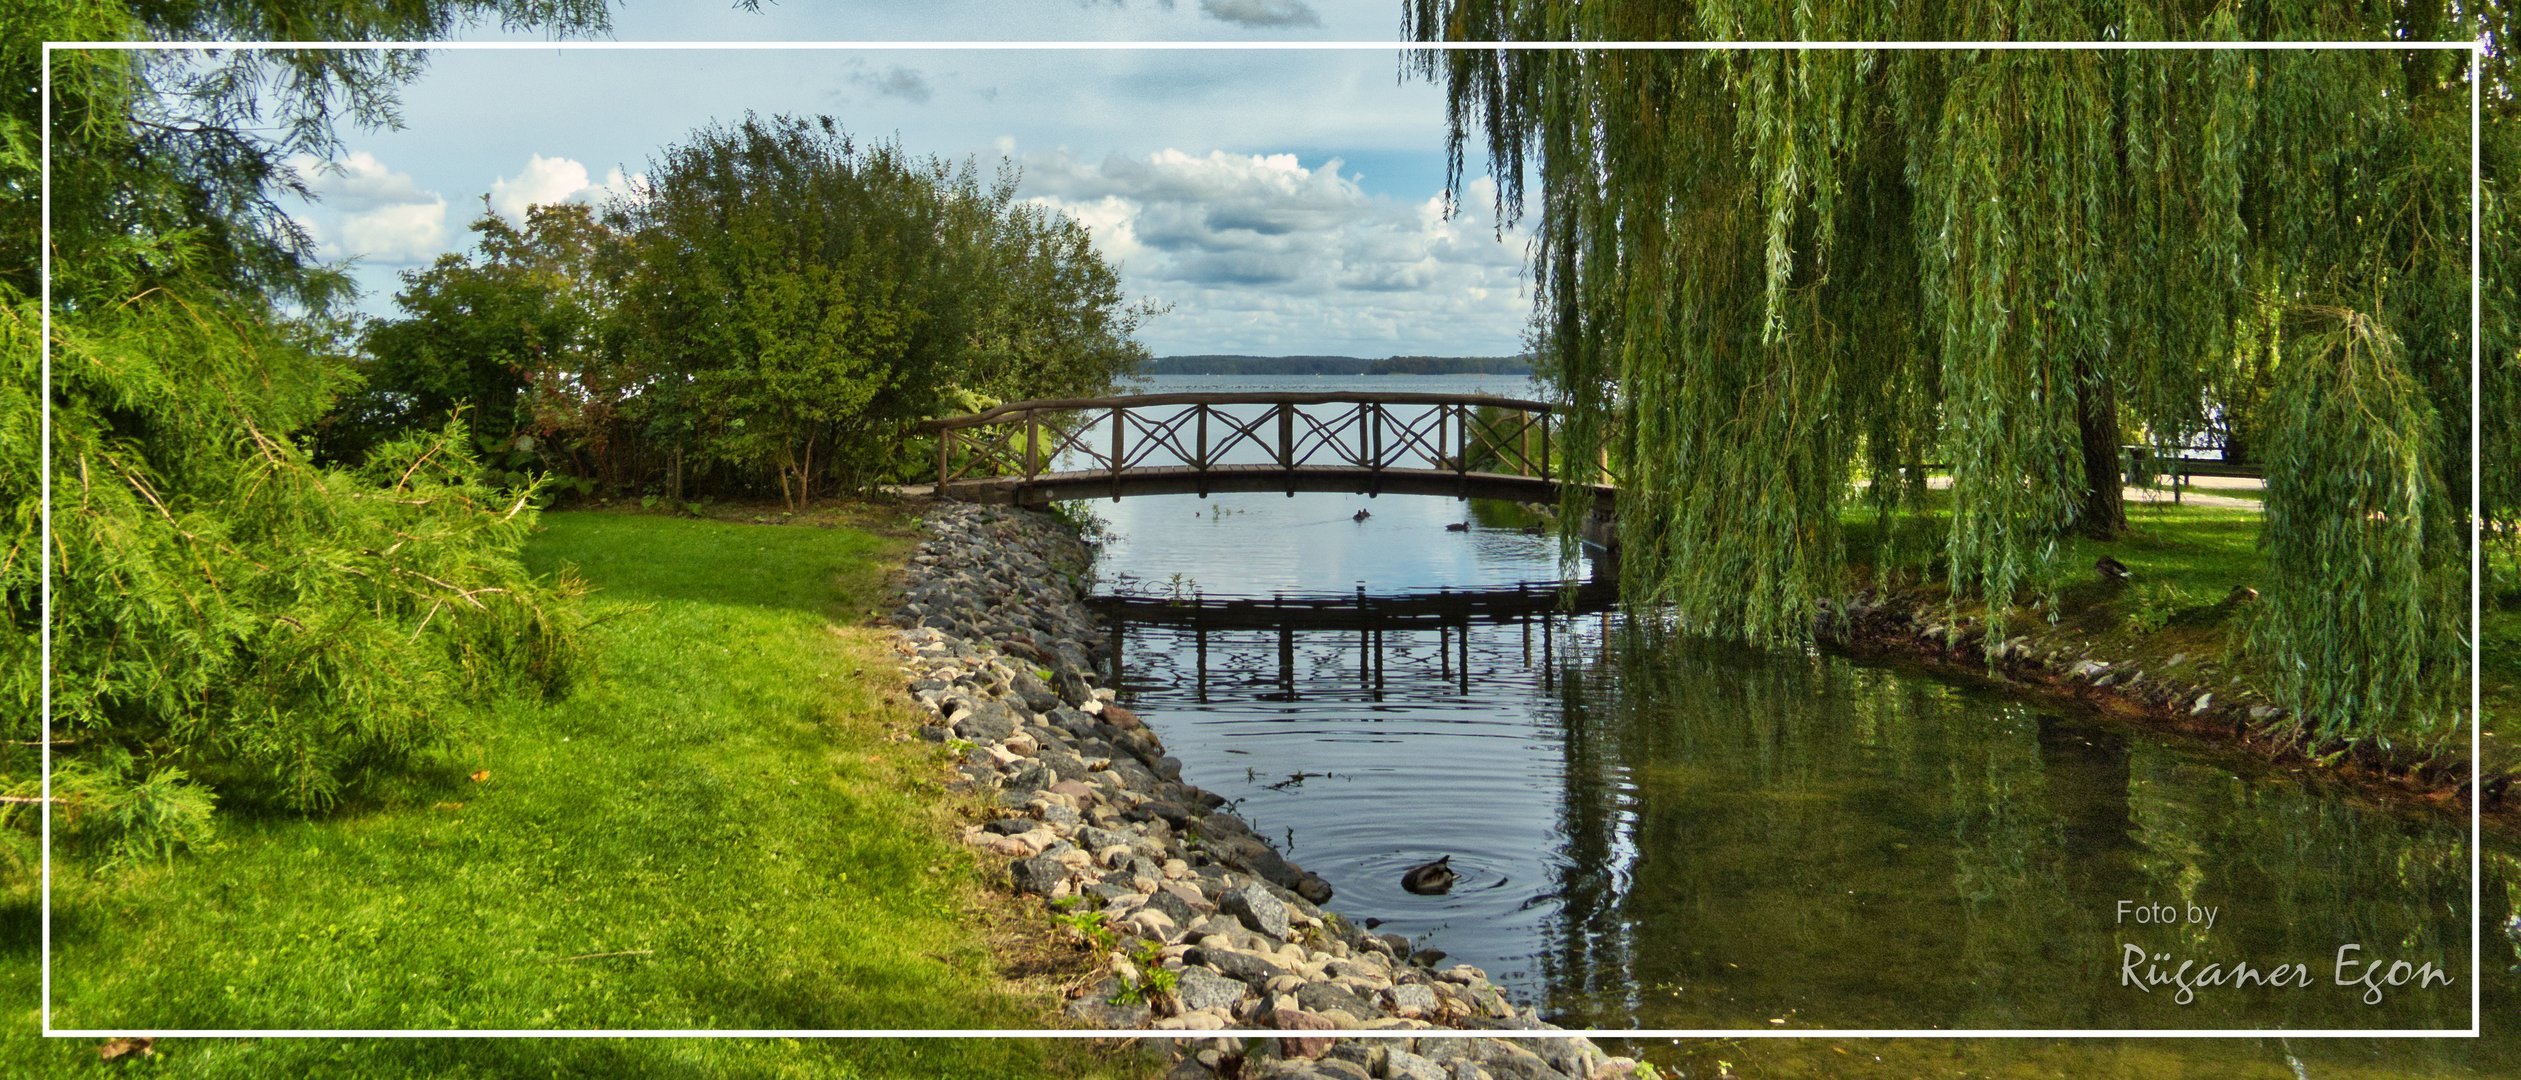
[1074, 373, 2516, 1077]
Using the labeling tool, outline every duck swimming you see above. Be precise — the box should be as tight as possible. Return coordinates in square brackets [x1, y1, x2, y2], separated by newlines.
[1444, 522, 1469, 532]
[1400, 856, 1457, 895]
[1353, 509, 1372, 522]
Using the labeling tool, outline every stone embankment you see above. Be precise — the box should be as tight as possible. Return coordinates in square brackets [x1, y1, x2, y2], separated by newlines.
[890, 503, 1645, 1080]
[1819, 587, 2485, 816]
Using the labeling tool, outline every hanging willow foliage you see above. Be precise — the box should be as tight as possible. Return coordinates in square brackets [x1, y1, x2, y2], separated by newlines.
[2255, 309, 2464, 745]
[2485, 6, 2521, 557]
[1405, 3, 2477, 748]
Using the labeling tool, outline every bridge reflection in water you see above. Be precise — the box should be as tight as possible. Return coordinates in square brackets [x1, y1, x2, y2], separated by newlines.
[1091, 578, 1618, 704]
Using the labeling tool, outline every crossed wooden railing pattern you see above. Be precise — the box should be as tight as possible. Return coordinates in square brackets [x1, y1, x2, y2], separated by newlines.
[920, 391, 1610, 496]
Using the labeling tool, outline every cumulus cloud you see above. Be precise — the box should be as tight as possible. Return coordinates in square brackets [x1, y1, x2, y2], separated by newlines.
[1199, 0, 1320, 28]
[1017, 145, 1531, 355]
[288, 151, 449, 265]
[488, 154, 645, 219]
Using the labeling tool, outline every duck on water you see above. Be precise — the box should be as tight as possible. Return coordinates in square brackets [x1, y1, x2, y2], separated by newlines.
[1401, 856, 1457, 895]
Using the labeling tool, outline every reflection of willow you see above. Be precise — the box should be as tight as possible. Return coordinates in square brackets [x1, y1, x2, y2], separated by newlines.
[1541, 622, 2093, 1028]
[1940, 712, 2075, 1028]
[1538, 620, 2481, 1033]
[2120, 752, 2472, 1030]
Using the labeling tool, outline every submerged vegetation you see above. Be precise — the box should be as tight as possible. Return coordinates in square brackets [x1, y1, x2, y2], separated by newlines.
[1405, 2, 2499, 753]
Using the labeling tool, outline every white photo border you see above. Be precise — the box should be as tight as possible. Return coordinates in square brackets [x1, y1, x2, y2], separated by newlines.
[37, 35, 2490, 1042]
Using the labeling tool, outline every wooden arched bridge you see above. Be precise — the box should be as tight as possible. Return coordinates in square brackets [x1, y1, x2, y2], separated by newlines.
[917, 391, 1616, 511]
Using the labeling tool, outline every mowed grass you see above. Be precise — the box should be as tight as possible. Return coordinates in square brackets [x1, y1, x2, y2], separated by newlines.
[3, 509, 1134, 1078]
[1848, 496, 2505, 770]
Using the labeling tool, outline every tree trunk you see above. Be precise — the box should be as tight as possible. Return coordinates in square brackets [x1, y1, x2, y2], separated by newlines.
[2075, 352, 2126, 540]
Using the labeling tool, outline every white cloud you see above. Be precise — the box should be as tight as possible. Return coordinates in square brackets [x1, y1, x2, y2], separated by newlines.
[1018, 145, 1532, 356]
[488, 154, 648, 220]
[288, 151, 449, 265]
[490, 154, 590, 218]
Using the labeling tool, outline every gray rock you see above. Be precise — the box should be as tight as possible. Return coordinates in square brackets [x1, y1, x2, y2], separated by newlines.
[1010, 855, 1067, 896]
[956, 699, 1023, 742]
[1384, 1050, 1447, 1080]
[1323, 1041, 1381, 1073]
[1193, 946, 1290, 988]
[1297, 982, 1377, 1019]
[1221, 883, 1293, 939]
[1143, 887, 1199, 927]
[1064, 977, 1150, 1027]
[1174, 965, 1249, 1014]
[1162, 1058, 1224, 1080]
[1011, 668, 1061, 713]
[1003, 760, 1055, 793]
[1385, 983, 1440, 1017]
[1077, 825, 1134, 853]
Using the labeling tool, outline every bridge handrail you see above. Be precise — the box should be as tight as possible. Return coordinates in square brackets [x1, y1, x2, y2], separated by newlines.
[919, 390, 1559, 431]
[919, 390, 1609, 498]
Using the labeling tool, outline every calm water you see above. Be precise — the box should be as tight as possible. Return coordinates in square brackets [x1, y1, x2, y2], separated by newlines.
[1076, 374, 2520, 1076]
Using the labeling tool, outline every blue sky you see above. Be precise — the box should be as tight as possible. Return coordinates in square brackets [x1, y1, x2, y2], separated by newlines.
[278, 2, 1538, 357]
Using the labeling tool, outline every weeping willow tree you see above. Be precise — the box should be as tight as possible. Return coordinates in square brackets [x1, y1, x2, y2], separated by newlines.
[2487, 6, 2521, 571]
[1405, 4, 2477, 749]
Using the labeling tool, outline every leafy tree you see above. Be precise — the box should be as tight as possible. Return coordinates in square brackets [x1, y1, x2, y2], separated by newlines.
[343, 113, 1152, 506]
[612, 115, 970, 506]
[2, 1, 606, 862]
[328, 201, 633, 491]
[1403, 4, 2477, 747]
[960, 198, 1156, 408]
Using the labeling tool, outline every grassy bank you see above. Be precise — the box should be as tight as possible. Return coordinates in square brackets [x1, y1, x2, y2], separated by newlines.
[5, 507, 1130, 1077]
[1841, 497, 2510, 792]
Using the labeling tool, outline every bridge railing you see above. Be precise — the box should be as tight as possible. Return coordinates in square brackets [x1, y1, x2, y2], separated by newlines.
[919, 392, 1608, 490]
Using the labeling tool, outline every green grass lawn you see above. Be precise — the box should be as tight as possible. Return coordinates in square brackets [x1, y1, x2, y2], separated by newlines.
[3, 508, 1136, 1078]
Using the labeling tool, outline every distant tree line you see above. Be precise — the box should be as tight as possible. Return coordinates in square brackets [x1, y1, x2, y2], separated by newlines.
[1148, 354, 1531, 376]
[326, 113, 1156, 508]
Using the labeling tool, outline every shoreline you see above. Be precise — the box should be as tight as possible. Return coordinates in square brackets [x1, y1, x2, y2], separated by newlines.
[889, 501, 1644, 1080]
[1815, 586, 2509, 835]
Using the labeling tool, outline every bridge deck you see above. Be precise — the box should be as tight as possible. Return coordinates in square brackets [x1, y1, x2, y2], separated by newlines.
[935, 464, 1616, 508]
[1092, 578, 1616, 631]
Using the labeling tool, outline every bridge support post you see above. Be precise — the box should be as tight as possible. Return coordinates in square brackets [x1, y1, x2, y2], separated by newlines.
[1196, 404, 1209, 499]
[1110, 405, 1124, 501]
[1278, 404, 1294, 497]
[1540, 412, 1552, 480]
[1368, 402, 1383, 497]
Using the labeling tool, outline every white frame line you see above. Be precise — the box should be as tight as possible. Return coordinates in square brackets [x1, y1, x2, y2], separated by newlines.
[37, 35, 2488, 1044]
